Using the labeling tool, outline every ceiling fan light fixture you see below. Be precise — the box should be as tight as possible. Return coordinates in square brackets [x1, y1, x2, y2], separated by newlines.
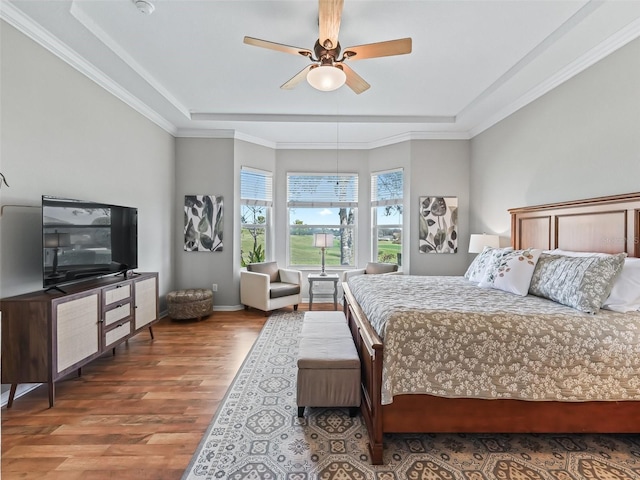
[307, 65, 346, 92]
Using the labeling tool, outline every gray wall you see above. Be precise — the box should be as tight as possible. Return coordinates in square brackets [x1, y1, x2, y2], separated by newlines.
[410, 140, 471, 276]
[470, 37, 640, 239]
[174, 137, 237, 307]
[0, 21, 175, 302]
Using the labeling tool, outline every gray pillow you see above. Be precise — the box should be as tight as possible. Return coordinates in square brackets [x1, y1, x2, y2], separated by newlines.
[365, 262, 398, 275]
[247, 261, 280, 282]
[529, 253, 626, 313]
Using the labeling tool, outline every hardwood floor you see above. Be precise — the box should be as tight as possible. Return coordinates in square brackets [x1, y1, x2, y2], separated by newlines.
[1, 304, 330, 479]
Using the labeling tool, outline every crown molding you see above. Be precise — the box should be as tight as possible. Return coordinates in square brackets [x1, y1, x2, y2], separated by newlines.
[190, 113, 455, 124]
[274, 131, 471, 150]
[233, 132, 277, 149]
[468, 13, 640, 138]
[175, 129, 277, 148]
[176, 129, 236, 139]
[176, 129, 471, 149]
[69, 1, 191, 120]
[0, 1, 177, 136]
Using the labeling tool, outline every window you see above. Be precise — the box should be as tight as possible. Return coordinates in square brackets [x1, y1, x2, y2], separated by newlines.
[371, 169, 403, 265]
[287, 173, 358, 267]
[240, 167, 272, 266]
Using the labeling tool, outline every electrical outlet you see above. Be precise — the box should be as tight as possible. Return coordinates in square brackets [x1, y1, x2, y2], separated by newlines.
[211, 284, 218, 292]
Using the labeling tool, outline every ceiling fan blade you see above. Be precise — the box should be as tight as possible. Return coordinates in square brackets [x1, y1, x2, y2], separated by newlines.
[281, 65, 314, 90]
[244, 36, 312, 58]
[318, 0, 343, 50]
[343, 37, 412, 61]
[339, 63, 370, 94]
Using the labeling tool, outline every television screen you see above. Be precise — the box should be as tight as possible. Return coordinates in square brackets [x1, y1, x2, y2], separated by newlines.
[42, 196, 138, 289]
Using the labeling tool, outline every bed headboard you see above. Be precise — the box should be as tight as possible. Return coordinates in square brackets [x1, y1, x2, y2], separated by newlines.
[509, 192, 640, 258]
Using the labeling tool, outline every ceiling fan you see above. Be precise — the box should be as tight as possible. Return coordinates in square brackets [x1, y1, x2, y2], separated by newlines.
[243, 0, 412, 94]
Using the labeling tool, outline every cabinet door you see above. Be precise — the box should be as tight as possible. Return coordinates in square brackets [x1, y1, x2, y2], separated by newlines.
[134, 276, 158, 330]
[55, 293, 100, 374]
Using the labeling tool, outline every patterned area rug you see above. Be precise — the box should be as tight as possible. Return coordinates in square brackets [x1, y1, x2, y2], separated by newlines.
[182, 312, 640, 480]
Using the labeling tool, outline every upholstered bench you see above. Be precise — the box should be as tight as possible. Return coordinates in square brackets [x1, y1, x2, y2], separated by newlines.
[297, 311, 360, 417]
[166, 288, 213, 321]
[303, 311, 349, 323]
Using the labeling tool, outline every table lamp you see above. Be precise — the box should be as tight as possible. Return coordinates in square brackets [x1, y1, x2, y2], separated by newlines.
[313, 233, 334, 276]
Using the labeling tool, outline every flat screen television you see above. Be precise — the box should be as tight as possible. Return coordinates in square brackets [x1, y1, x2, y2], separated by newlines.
[42, 196, 138, 290]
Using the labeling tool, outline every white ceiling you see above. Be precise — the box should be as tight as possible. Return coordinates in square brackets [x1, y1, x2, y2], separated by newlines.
[3, 0, 640, 148]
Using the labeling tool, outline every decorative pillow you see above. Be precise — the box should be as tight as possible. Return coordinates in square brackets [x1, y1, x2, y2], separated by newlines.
[602, 258, 640, 313]
[479, 248, 542, 296]
[529, 253, 626, 313]
[464, 246, 512, 283]
[365, 262, 398, 275]
[545, 250, 640, 313]
[247, 261, 280, 282]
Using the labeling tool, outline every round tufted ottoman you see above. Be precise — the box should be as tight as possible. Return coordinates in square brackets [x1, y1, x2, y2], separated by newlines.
[167, 288, 213, 321]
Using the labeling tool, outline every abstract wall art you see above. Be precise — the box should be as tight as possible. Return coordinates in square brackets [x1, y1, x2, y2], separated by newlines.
[419, 196, 458, 253]
[184, 195, 223, 252]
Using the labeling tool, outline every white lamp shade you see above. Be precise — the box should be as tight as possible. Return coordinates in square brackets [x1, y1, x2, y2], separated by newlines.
[44, 232, 71, 248]
[468, 234, 500, 253]
[313, 233, 334, 248]
[306, 65, 346, 92]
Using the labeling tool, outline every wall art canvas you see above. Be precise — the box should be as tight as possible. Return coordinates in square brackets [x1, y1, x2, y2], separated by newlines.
[419, 196, 458, 253]
[184, 195, 223, 252]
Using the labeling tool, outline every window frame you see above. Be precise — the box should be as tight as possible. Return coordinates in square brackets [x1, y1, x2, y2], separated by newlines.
[240, 167, 273, 265]
[371, 168, 403, 266]
[287, 172, 359, 268]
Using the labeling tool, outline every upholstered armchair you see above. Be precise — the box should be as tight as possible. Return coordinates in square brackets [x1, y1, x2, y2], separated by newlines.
[342, 262, 399, 283]
[240, 261, 303, 314]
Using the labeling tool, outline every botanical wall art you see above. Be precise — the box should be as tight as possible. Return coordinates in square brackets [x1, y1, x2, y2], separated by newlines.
[419, 196, 458, 253]
[184, 195, 223, 252]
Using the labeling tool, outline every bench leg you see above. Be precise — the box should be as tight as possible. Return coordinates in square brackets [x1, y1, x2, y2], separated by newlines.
[297, 406, 305, 417]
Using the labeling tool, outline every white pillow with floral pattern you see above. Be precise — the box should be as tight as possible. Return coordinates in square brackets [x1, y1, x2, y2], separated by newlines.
[479, 248, 543, 296]
[465, 246, 513, 283]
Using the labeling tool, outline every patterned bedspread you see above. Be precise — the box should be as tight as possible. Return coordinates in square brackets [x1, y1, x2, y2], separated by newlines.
[347, 275, 640, 405]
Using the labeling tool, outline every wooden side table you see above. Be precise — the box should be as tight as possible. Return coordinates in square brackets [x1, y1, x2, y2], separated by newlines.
[308, 273, 340, 310]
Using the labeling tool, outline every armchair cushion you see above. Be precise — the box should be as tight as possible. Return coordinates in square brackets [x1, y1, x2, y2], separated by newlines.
[247, 261, 280, 282]
[364, 262, 398, 275]
[270, 282, 301, 299]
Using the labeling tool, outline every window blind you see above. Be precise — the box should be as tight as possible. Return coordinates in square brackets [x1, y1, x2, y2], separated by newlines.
[287, 173, 358, 208]
[241, 167, 272, 207]
[371, 168, 403, 207]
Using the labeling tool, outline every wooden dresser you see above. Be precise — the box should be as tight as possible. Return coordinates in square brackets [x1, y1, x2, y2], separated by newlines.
[1, 272, 159, 407]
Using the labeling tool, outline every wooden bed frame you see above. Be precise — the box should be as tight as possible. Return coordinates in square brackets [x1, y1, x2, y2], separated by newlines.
[342, 192, 640, 464]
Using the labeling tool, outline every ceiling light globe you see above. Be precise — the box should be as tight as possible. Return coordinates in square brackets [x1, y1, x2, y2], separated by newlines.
[307, 66, 347, 92]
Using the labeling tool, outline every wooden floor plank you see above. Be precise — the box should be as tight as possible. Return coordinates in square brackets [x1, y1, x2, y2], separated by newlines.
[1, 304, 329, 479]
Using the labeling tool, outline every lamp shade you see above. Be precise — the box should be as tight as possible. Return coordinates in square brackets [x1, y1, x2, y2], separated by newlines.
[313, 233, 334, 248]
[44, 232, 71, 248]
[468, 233, 500, 253]
[307, 65, 346, 92]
